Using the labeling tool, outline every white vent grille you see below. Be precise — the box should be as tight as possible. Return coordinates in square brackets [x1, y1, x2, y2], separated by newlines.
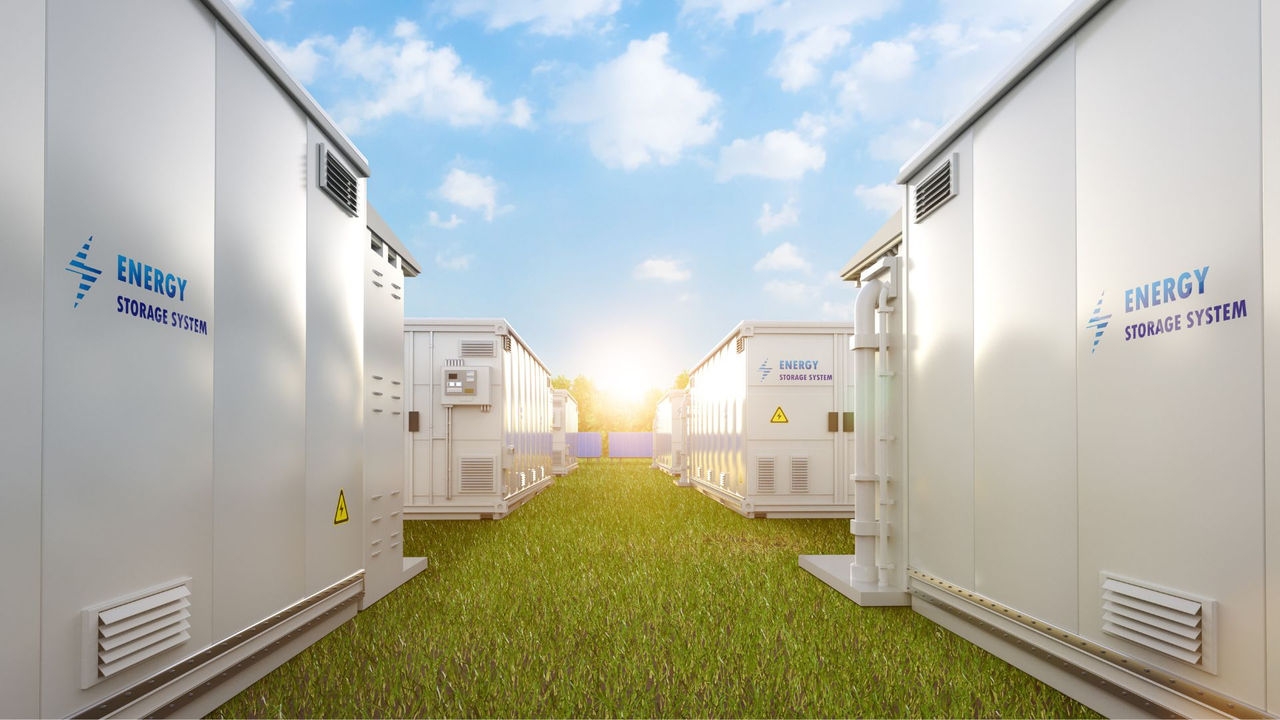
[83, 579, 191, 688]
[460, 340, 495, 357]
[757, 457, 776, 493]
[318, 144, 358, 217]
[735, 337, 746, 353]
[790, 457, 809, 493]
[459, 456, 496, 494]
[914, 153, 957, 223]
[1101, 574, 1216, 673]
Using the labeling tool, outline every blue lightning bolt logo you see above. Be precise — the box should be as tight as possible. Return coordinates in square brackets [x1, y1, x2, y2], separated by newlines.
[66, 236, 103, 309]
[1085, 291, 1112, 354]
[758, 359, 772, 382]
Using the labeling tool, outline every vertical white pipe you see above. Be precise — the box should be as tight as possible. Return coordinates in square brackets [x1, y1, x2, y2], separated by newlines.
[876, 283, 893, 587]
[851, 278, 881, 585]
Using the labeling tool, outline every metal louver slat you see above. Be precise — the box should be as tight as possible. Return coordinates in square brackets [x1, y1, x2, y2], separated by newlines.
[790, 457, 809, 493]
[914, 154, 957, 223]
[459, 456, 496, 494]
[757, 457, 775, 493]
[319, 143, 359, 216]
[1100, 574, 1215, 673]
[83, 579, 193, 687]
[460, 341, 495, 357]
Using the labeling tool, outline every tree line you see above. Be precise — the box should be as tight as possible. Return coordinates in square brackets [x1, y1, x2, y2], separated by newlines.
[551, 371, 688, 433]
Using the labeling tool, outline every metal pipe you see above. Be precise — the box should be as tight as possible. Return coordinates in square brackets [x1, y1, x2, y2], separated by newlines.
[851, 278, 882, 585]
[876, 282, 894, 587]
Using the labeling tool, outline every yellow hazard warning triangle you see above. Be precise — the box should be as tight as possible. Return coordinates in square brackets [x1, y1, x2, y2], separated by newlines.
[771, 406, 789, 423]
[334, 489, 349, 525]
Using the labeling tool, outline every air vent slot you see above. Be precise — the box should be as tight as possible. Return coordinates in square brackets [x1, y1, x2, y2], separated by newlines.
[82, 579, 192, 688]
[735, 337, 746, 353]
[459, 456, 496, 494]
[1101, 574, 1216, 673]
[502, 336, 512, 352]
[319, 143, 358, 217]
[914, 153, 957, 223]
[757, 457, 775, 493]
[461, 341, 495, 358]
[790, 457, 809, 493]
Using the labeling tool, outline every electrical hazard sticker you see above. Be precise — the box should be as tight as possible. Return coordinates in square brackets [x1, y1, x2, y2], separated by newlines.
[334, 489, 349, 525]
[770, 406, 789, 423]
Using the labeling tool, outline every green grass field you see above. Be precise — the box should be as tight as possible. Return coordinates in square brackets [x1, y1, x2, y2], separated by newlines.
[210, 459, 1099, 718]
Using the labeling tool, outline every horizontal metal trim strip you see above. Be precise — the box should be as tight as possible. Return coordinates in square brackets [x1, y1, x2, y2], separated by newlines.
[908, 569, 1256, 719]
[72, 571, 364, 719]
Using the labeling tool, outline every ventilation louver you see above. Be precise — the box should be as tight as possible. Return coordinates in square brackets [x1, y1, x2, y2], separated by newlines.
[735, 337, 746, 353]
[459, 457, 496, 494]
[790, 457, 809, 493]
[461, 340, 495, 358]
[318, 144, 358, 217]
[913, 153, 957, 223]
[1101, 574, 1216, 673]
[757, 457, 776, 493]
[82, 579, 192, 688]
[502, 336, 512, 352]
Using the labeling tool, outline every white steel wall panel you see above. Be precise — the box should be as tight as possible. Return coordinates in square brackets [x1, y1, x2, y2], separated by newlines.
[971, 43, 1079, 632]
[42, 0, 216, 714]
[304, 122, 366, 593]
[906, 132, 975, 587]
[0, 2, 44, 716]
[1075, 0, 1263, 703]
[1265, 3, 1280, 712]
[211, 27, 308, 639]
[363, 239, 410, 606]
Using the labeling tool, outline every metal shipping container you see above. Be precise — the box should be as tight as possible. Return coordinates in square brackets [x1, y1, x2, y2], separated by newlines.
[806, 0, 1280, 716]
[0, 2, 425, 715]
[652, 389, 690, 485]
[687, 322, 856, 518]
[404, 319, 554, 519]
[552, 389, 579, 476]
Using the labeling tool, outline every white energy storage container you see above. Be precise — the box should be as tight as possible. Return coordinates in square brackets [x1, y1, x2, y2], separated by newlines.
[404, 319, 554, 519]
[552, 389, 579, 476]
[806, 0, 1280, 716]
[651, 389, 689, 485]
[0, 2, 424, 716]
[687, 322, 856, 518]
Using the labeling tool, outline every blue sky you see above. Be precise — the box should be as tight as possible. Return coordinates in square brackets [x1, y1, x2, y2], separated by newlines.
[232, 0, 1073, 404]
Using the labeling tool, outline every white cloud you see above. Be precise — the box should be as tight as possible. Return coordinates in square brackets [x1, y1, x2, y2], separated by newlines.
[854, 183, 902, 214]
[869, 118, 938, 165]
[266, 37, 331, 84]
[794, 112, 831, 141]
[429, 211, 464, 229]
[555, 33, 720, 170]
[716, 130, 825, 182]
[756, 200, 798, 234]
[634, 257, 691, 283]
[436, 252, 473, 271]
[508, 97, 533, 128]
[821, 300, 854, 321]
[833, 40, 919, 120]
[271, 0, 292, 12]
[769, 25, 850, 91]
[445, 0, 620, 35]
[269, 20, 526, 133]
[755, 241, 810, 272]
[679, 0, 772, 24]
[439, 169, 501, 221]
[763, 279, 819, 304]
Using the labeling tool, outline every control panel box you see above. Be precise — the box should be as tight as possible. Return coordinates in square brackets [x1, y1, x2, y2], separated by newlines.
[441, 365, 491, 405]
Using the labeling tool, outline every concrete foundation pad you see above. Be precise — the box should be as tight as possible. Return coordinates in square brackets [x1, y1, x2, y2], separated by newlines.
[798, 554, 911, 607]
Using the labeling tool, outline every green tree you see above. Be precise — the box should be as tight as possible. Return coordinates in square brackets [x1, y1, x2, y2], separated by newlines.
[673, 370, 689, 390]
[550, 374, 571, 390]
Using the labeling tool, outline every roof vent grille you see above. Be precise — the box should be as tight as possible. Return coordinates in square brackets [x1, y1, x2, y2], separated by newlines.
[790, 457, 809, 493]
[757, 457, 776, 493]
[82, 579, 192, 688]
[459, 457, 496, 494]
[502, 336, 512, 352]
[735, 337, 746, 353]
[1101, 574, 1216, 673]
[914, 153, 957, 223]
[461, 340, 495, 358]
[319, 144, 359, 216]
